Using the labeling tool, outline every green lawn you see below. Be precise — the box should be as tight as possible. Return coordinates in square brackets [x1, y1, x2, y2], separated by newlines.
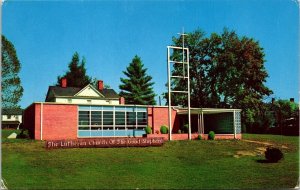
[1, 129, 19, 138]
[2, 130, 299, 189]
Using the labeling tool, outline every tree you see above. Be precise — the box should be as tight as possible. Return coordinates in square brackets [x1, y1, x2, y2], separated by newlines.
[57, 52, 91, 88]
[1, 35, 23, 108]
[167, 28, 272, 129]
[119, 55, 156, 105]
[271, 99, 299, 135]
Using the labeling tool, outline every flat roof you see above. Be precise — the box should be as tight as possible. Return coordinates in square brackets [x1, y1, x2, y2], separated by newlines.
[176, 108, 241, 114]
[27, 102, 241, 113]
[30, 102, 150, 107]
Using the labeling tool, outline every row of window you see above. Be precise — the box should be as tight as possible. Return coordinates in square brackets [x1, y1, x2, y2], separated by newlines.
[78, 111, 147, 126]
[78, 126, 146, 130]
[78, 106, 148, 137]
[78, 106, 148, 131]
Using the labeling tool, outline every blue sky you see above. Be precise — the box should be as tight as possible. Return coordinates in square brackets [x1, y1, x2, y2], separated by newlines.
[3, 0, 299, 108]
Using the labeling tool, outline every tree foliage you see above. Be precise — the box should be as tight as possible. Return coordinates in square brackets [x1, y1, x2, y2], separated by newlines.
[1, 35, 23, 108]
[57, 52, 91, 88]
[119, 55, 156, 105]
[167, 28, 272, 128]
[266, 99, 299, 135]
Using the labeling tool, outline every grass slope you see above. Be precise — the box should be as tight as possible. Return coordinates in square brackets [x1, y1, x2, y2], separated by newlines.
[2, 130, 299, 189]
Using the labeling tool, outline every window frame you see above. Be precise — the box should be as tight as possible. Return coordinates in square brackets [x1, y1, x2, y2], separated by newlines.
[78, 106, 148, 137]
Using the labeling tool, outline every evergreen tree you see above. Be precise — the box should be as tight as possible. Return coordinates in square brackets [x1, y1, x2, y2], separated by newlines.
[57, 52, 91, 88]
[119, 55, 156, 105]
[1, 35, 24, 108]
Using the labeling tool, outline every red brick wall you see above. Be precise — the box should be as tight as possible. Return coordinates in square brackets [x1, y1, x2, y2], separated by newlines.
[42, 104, 78, 140]
[23, 103, 78, 140]
[23, 104, 36, 139]
[34, 104, 41, 140]
[23, 103, 41, 140]
[147, 107, 178, 134]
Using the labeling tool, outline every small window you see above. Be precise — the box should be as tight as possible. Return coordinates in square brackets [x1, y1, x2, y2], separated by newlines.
[15, 115, 19, 119]
[87, 100, 92, 103]
[7, 115, 11, 119]
[68, 99, 72, 103]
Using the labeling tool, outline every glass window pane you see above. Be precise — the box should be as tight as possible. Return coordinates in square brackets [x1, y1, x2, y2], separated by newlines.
[127, 112, 136, 125]
[137, 119, 147, 125]
[103, 111, 113, 125]
[103, 126, 114, 130]
[79, 111, 90, 125]
[127, 126, 136, 130]
[91, 126, 102, 130]
[137, 112, 147, 125]
[137, 112, 147, 118]
[91, 111, 102, 125]
[115, 112, 125, 125]
[79, 126, 90, 130]
[126, 107, 135, 112]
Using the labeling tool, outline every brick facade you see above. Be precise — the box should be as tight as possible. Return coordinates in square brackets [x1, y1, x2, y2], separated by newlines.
[23, 103, 241, 140]
[23, 103, 78, 140]
[147, 106, 179, 134]
[42, 104, 77, 140]
[23, 103, 36, 139]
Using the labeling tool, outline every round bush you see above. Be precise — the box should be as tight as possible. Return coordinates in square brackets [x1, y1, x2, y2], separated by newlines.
[144, 126, 152, 134]
[197, 135, 202, 140]
[160, 125, 169, 134]
[265, 147, 283, 162]
[208, 131, 215, 140]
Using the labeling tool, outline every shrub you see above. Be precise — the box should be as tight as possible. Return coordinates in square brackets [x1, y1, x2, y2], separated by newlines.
[144, 126, 152, 134]
[183, 124, 189, 133]
[197, 135, 202, 140]
[160, 125, 168, 134]
[17, 129, 29, 139]
[208, 131, 215, 140]
[265, 147, 284, 162]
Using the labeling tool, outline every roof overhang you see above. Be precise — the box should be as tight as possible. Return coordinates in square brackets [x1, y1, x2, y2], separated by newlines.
[176, 107, 242, 115]
[2, 121, 21, 125]
[29, 102, 149, 107]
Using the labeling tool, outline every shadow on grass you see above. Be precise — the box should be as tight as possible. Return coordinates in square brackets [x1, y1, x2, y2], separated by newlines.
[256, 159, 280, 163]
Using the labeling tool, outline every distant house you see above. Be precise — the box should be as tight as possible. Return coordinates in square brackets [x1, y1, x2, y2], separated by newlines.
[45, 79, 124, 105]
[2, 108, 23, 129]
